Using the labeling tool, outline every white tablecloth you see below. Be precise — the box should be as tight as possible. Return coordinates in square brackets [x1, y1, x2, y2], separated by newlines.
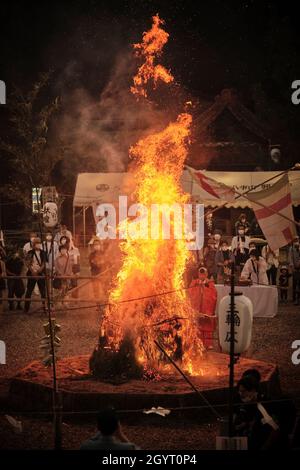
[215, 284, 278, 318]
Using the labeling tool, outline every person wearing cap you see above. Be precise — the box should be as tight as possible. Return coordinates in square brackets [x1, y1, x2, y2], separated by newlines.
[240, 249, 269, 285]
[278, 265, 292, 303]
[80, 407, 139, 450]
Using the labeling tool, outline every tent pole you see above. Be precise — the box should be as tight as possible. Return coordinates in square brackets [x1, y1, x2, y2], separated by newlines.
[83, 206, 86, 248]
[73, 206, 75, 241]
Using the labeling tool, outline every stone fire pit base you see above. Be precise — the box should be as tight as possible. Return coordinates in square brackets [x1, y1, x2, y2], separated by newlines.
[8, 352, 280, 412]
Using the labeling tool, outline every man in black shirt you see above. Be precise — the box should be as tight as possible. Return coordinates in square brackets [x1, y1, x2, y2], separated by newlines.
[5, 249, 24, 310]
[24, 238, 47, 313]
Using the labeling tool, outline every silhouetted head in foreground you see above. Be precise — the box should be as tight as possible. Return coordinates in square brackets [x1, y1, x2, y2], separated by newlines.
[237, 375, 259, 403]
[97, 407, 119, 436]
[242, 368, 261, 384]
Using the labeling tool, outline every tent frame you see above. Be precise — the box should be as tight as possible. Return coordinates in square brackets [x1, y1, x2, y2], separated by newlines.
[73, 205, 88, 248]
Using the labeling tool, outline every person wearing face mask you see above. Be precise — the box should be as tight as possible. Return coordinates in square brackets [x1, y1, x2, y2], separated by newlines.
[42, 232, 58, 275]
[261, 244, 279, 286]
[23, 232, 37, 256]
[212, 230, 222, 251]
[5, 248, 24, 310]
[54, 245, 74, 299]
[215, 240, 234, 283]
[89, 239, 104, 307]
[241, 249, 269, 285]
[59, 235, 71, 251]
[203, 239, 218, 282]
[69, 242, 81, 288]
[235, 213, 250, 236]
[24, 238, 47, 313]
[54, 224, 73, 246]
[248, 242, 256, 254]
[288, 236, 300, 305]
[231, 225, 251, 275]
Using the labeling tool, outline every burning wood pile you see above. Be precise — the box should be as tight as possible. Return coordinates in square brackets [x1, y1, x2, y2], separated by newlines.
[91, 15, 205, 382]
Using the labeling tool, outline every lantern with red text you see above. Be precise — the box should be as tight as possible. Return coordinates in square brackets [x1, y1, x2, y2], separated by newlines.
[218, 293, 253, 354]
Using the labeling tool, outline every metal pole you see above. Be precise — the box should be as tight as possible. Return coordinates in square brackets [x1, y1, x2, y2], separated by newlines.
[154, 340, 221, 420]
[33, 183, 62, 450]
[73, 206, 75, 242]
[83, 206, 86, 248]
[228, 261, 235, 437]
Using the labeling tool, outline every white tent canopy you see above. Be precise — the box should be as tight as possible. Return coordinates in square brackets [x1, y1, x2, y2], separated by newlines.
[73, 172, 135, 207]
[73, 170, 300, 245]
[182, 168, 300, 208]
[74, 170, 300, 209]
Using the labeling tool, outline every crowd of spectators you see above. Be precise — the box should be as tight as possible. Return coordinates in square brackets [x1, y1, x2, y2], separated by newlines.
[199, 211, 300, 304]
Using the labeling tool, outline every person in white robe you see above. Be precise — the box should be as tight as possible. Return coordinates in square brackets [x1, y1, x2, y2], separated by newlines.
[241, 249, 269, 285]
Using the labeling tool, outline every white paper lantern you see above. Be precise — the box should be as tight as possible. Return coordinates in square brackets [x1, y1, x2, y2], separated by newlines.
[218, 293, 253, 354]
[42, 202, 58, 228]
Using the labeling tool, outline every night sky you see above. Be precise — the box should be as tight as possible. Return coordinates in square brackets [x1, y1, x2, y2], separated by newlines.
[1, 1, 300, 97]
[1, 0, 300, 221]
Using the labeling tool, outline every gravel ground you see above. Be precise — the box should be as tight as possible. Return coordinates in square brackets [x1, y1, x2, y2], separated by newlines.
[0, 415, 218, 450]
[0, 292, 299, 449]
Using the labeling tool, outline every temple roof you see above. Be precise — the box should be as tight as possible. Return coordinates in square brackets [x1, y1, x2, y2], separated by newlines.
[194, 88, 269, 142]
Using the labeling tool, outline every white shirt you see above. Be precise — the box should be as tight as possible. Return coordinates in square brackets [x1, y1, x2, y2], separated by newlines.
[54, 230, 73, 244]
[23, 241, 34, 256]
[241, 256, 269, 285]
[231, 235, 251, 252]
[69, 246, 80, 265]
[42, 240, 58, 270]
[261, 245, 279, 269]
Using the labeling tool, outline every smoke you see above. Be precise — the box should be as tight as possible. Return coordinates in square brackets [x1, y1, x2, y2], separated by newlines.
[52, 48, 176, 182]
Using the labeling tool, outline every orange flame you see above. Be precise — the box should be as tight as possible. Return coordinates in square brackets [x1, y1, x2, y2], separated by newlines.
[101, 15, 205, 376]
[131, 14, 174, 98]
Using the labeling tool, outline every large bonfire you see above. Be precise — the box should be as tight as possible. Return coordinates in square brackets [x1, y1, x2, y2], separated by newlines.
[91, 14, 205, 380]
